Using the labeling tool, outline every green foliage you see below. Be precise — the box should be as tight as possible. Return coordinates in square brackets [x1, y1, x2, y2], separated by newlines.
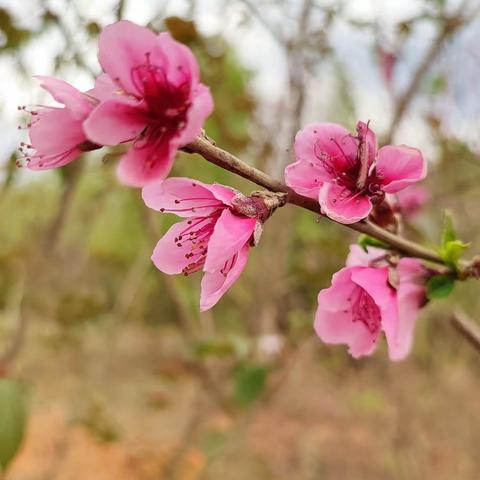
[426, 274, 455, 299]
[0, 379, 27, 472]
[437, 211, 469, 269]
[233, 362, 268, 406]
[358, 234, 389, 252]
[0, 8, 32, 50]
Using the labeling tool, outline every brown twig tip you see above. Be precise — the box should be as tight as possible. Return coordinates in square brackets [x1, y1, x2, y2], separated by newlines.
[451, 310, 480, 353]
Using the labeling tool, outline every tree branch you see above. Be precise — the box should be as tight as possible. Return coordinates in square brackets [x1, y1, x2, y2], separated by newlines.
[451, 310, 480, 353]
[184, 136, 453, 266]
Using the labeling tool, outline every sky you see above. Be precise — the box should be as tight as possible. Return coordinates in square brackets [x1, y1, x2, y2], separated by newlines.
[1, 0, 479, 181]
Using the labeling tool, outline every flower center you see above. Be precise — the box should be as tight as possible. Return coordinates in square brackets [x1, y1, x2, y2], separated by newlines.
[174, 214, 220, 276]
[130, 53, 191, 138]
[349, 287, 381, 335]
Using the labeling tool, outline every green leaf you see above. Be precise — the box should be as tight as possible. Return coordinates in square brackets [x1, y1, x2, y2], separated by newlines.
[358, 234, 389, 252]
[438, 212, 469, 268]
[193, 339, 236, 358]
[426, 274, 455, 299]
[0, 379, 28, 471]
[441, 211, 457, 246]
[233, 363, 268, 406]
[440, 239, 470, 266]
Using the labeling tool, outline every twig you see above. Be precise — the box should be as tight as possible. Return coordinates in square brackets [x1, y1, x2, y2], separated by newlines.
[240, 0, 285, 46]
[183, 136, 446, 265]
[385, 8, 475, 143]
[451, 310, 480, 353]
[115, 0, 127, 21]
[44, 161, 84, 251]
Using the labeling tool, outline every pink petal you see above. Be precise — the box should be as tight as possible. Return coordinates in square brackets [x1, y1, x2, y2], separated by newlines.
[87, 73, 120, 102]
[206, 184, 238, 205]
[315, 267, 380, 358]
[284, 160, 331, 199]
[350, 267, 393, 311]
[200, 245, 249, 311]
[319, 182, 372, 224]
[27, 146, 81, 170]
[29, 108, 86, 156]
[35, 76, 92, 118]
[396, 185, 429, 218]
[203, 209, 256, 272]
[294, 123, 358, 171]
[142, 177, 228, 218]
[317, 268, 359, 312]
[151, 219, 211, 274]
[117, 139, 177, 187]
[376, 145, 427, 193]
[315, 308, 379, 358]
[156, 32, 200, 87]
[83, 99, 147, 146]
[175, 84, 214, 146]
[385, 258, 426, 361]
[346, 244, 387, 267]
[98, 21, 160, 96]
[356, 121, 378, 166]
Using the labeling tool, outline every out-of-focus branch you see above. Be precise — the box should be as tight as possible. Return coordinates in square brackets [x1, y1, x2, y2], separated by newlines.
[240, 0, 285, 46]
[44, 161, 84, 251]
[385, 6, 477, 143]
[451, 310, 480, 353]
[115, 0, 127, 21]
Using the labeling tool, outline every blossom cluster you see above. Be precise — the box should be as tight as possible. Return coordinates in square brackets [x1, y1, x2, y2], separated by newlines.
[21, 20, 432, 361]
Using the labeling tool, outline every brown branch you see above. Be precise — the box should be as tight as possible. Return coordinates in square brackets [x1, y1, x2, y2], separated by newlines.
[451, 310, 480, 353]
[183, 136, 446, 265]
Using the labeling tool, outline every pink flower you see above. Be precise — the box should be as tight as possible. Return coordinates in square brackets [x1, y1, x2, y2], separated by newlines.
[396, 185, 429, 219]
[142, 178, 264, 311]
[315, 245, 427, 360]
[377, 46, 397, 87]
[20, 76, 99, 170]
[285, 121, 427, 224]
[84, 20, 213, 187]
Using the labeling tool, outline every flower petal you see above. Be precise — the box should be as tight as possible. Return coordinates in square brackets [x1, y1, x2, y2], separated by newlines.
[29, 108, 86, 155]
[204, 209, 256, 272]
[319, 182, 372, 224]
[384, 258, 426, 361]
[284, 160, 331, 199]
[315, 267, 381, 358]
[346, 244, 387, 268]
[35, 75, 92, 118]
[350, 267, 393, 311]
[117, 139, 177, 187]
[142, 177, 229, 217]
[200, 245, 249, 311]
[294, 123, 358, 169]
[157, 31, 200, 87]
[83, 99, 147, 146]
[175, 84, 214, 146]
[97, 20, 160, 96]
[376, 145, 427, 193]
[151, 219, 211, 274]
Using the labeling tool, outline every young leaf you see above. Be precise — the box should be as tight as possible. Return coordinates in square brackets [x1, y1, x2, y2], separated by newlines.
[441, 239, 470, 267]
[441, 210, 457, 246]
[438, 211, 469, 268]
[0, 379, 28, 471]
[358, 235, 389, 252]
[426, 274, 455, 299]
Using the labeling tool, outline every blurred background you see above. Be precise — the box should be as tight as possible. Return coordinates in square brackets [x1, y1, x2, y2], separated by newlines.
[1, 0, 480, 478]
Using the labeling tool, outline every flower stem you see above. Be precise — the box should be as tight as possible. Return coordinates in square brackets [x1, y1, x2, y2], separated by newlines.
[183, 137, 449, 267]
